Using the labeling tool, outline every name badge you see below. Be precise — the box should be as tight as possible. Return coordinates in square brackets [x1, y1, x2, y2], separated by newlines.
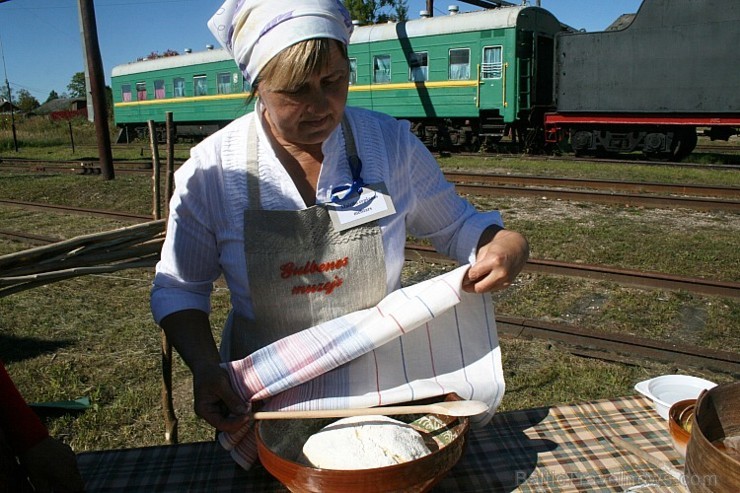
[326, 182, 396, 231]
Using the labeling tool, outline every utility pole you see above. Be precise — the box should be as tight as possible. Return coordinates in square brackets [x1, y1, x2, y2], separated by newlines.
[0, 34, 18, 152]
[78, 0, 114, 179]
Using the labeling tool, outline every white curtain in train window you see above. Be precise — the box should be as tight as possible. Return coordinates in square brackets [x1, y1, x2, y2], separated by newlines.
[449, 48, 470, 80]
[218, 73, 232, 94]
[173, 78, 185, 98]
[373, 54, 391, 83]
[194, 75, 208, 96]
[482, 46, 503, 79]
[409, 52, 428, 82]
[349, 58, 358, 85]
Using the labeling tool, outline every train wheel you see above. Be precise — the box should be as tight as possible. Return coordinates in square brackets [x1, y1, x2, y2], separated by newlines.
[670, 127, 697, 161]
[643, 132, 669, 161]
[465, 136, 481, 153]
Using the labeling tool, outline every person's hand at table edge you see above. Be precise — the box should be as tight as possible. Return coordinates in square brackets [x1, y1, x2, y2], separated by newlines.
[19, 435, 86, 493]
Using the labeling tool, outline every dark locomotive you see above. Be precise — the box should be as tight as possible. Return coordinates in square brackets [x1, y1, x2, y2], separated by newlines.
[543, 0, 740, 160]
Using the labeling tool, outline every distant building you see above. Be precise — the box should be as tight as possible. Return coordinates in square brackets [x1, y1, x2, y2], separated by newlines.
[30, 97, 88, 120]
[0, 98, 20, 114]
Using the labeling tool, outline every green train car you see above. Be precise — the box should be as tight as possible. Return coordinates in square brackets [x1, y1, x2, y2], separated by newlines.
[111, 5, 562, 148]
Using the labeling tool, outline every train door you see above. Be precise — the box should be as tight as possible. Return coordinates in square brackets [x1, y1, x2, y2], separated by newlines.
[517, 31, 555, 110]
[517, 31, 534, 113]
[535, 35, 554, 108]
[478, 40, 509, 142]
[516, 29, 555, 149]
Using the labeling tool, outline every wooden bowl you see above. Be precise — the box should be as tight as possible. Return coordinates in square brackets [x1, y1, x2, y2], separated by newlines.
[255, 396, 470, 493]
[668, 399, 695, 457]
[684, 381, 740, 493]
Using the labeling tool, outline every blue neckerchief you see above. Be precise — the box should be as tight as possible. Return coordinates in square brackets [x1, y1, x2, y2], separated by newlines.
[330, 154, 364, 203]
[330, 118, 364, 204]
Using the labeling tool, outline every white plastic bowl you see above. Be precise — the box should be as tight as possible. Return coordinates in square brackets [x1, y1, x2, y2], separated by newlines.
[634, 375, 716, 420]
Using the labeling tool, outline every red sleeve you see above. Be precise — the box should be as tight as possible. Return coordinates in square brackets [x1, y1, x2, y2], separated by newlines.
[0, 360, 49, 454]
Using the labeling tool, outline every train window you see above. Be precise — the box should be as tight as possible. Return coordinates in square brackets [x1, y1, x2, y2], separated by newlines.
[193, 75, 208, 96]
[136, 82, 147, 101]
[481, 46, 503, 79]
[173, 77, 185, 98]
[242, 76, 250, 93]
[154, 80, 165, 99]
[408, 52, 428, 82]
[373, 55, 391, 83]
[217, 72, 232, 94]
[449, 48, 470, 80]
[121, 84, 132, 102]
[349, 58, 357, 85]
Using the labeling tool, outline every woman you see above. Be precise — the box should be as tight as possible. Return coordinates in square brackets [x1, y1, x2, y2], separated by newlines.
[151, 0, 529, 434]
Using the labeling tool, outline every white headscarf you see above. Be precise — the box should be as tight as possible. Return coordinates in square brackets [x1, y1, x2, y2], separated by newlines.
[208, 0, 354, 85]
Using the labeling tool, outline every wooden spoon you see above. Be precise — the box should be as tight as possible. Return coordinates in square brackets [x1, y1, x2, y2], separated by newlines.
[253, 400, 488, 420]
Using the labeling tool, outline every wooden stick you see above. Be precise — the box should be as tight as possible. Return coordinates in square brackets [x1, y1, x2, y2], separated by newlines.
[254, 400, 488, 420]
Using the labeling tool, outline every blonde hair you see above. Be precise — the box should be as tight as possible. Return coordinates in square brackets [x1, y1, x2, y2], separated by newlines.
[253, 38, 348, 96]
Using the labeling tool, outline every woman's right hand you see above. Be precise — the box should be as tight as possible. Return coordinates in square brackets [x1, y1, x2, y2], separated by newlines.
[192, 364, 251, 432]
[159, 310, 251, 432]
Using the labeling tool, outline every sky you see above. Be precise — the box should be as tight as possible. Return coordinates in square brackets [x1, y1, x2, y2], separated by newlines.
[0, 0, 644, 103]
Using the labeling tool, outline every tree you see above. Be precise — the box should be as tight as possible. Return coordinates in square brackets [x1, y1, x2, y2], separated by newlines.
[67, 72, 87, 98]
[15, 89, 40, 112]
[344, 0, 408, 25]
[45, 90, 60, 103]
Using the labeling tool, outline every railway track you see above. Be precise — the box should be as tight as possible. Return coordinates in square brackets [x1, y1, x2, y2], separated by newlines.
[445, 172, 740, 199]
[2, 227, 737, 375]
[0, 199, 151, 222]
[2, 161, 739, 211]
[452, 182, 740, 212]
[495, 316, 740, 376]
[694, 143, 740, 153]
[404, 243, 740, 299]
[2, 152, 738, 173]
[2, 208, 737, 299]
[0, 157, 177, 174]
[455, 152, 739, 169]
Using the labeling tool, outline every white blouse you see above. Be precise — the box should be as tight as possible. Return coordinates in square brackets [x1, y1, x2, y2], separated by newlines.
[151, 106, 503, 325]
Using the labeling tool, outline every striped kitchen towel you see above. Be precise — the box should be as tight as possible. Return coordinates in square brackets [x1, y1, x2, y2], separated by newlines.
[219, 264, 505, 469]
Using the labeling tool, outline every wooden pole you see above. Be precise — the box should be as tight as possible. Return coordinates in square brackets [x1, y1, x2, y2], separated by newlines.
[148, 120, 161, 219]
[77, 0, 114, 179]
[161, 331, 177, 444]
[68, 121, 76, 154]
[3, 80, 18, 152]
[165, 112, 175, 209]
[159, 113, 178, 443]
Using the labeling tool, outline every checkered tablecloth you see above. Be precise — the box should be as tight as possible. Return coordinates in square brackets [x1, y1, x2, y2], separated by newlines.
[77, 394, 685, 492]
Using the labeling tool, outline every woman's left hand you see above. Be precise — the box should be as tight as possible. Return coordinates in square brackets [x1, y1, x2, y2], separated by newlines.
[462, 228, 529, 293]
[20, 436, 85, 492]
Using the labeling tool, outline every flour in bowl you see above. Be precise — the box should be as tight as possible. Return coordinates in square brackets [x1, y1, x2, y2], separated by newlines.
[299, 415, 432, 469]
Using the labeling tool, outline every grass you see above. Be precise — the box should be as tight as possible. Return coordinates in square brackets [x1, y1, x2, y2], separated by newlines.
[0, 116, 113, 151]
[0, 174, 154, 216]
[0, 139, 738, 454]
[439, 151, 740, 186]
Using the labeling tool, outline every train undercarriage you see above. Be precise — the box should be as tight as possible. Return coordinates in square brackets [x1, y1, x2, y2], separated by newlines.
[116, 113, 737, 162]
[544, 113, 740, 161]
[568, 126, 698, 161]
